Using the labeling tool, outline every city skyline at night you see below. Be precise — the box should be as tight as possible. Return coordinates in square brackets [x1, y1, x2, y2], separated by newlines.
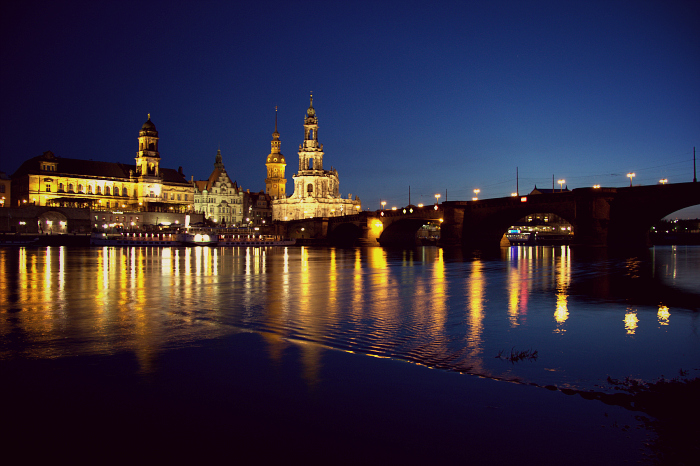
[1, 0, 698, 216]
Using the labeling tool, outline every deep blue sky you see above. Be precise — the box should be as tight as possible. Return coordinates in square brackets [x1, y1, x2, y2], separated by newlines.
[2, 0, 699, 217]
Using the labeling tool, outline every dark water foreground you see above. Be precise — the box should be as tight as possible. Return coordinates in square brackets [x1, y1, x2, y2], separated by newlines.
[4, 331, 652, 465]
[2, 245, 699, 464]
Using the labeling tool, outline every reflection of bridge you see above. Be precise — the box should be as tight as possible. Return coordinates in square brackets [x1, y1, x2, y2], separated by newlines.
[275, 182, 700, 248]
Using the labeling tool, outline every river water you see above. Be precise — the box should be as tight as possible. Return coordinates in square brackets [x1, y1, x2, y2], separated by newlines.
[1, 245, 698, 463]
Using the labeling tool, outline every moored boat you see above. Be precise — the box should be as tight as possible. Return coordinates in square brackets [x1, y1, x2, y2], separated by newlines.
[90, 232, 182, 246]
[218, 234, 296, 247]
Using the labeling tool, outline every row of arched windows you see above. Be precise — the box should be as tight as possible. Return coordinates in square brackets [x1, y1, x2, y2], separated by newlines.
[55, 182, 132, 197]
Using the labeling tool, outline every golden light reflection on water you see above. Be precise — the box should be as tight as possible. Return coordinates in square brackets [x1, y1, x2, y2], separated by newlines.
[624, 308, 639, 335]
[657, 305, 670, 326]
[554, 246, 570, 333]
[466, 260, 485, 371]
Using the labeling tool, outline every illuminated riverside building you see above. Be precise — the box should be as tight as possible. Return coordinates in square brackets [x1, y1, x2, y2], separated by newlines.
[271, 95, 361, 220]
[10, 116, 193, 213]
[193, 149, 244, 226]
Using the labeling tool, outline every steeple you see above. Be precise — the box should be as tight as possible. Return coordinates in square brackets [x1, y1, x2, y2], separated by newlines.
[299, 93, 323, 171]
[266, 106, 286, 199]
[136, 114, 160, 177]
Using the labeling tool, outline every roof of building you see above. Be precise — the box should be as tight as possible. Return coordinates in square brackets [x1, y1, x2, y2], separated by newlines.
[11, 152, 190, 185]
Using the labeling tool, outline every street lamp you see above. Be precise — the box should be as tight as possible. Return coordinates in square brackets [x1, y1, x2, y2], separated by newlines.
[434, 193, 441, 204]
[659, 179, 668, 185]
[381, 201, 386, 211]
[472, 189, 480, 201]
[557, 179, 565, 192]
[627, 173, 635, 187]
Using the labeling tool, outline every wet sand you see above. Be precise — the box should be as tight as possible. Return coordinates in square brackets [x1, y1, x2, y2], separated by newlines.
[3, 331, 652, 465]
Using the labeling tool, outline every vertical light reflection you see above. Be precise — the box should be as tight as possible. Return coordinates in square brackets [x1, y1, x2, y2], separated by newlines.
[657, 305, 670, 326]
[352, 248, 363, 315]
[466, 260, 485, 371]
[553, 246, 570, 333]
[430, 247, 447, 334]
[506, 247, 531, 327]
[624, 308, 638, 335]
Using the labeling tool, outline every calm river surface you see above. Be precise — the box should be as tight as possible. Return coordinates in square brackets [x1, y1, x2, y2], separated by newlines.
[1, 245, 698, 463]
[2, 245, 698, 388]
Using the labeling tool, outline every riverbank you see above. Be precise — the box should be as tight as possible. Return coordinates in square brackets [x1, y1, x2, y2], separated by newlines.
[3, 331, 654, 465]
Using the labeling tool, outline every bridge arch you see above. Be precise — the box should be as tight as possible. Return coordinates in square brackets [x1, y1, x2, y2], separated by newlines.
[378, 218, 439, 248]
[328, 222, 363, 247]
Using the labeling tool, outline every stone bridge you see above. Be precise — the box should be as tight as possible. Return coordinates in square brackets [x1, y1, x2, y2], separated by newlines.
[441, 182, 700, 248]
[273, 182, 700, 249]
[273, 205, 443, 247]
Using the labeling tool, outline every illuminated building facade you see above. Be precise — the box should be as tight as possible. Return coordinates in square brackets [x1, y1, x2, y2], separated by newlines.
[193, 149, 244, 226]
[271, 95, 361, 220]
[10, 116, 194, 212]
[265, 108, 286, 200]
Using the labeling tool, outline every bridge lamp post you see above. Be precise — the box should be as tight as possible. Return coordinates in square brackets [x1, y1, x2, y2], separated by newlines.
[659, 179, 668, 185]
[434, 193, 441, 210]
[627, 173, 635, 187]
[557, 179, 565, 192]
[381, 201, 386, 211]
[472, 189, 480, 201]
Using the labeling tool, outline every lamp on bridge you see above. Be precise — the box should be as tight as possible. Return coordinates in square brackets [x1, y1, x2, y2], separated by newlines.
[381, 201, 386, 211]
[558, 179, 565, 192]
[627, 172, 635, 187]
[659, 179, 668, 185]
[434, 193, 440, 210]
[472, 189, 480, 201]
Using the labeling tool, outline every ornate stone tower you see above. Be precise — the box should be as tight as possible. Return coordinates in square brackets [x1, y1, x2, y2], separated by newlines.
[265, 107, 287, 199]
[298, 94, 324, 172]
[135, 114, 160, 177]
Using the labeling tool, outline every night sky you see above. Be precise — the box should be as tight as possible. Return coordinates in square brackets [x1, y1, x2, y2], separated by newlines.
[2, 0, 699, 217]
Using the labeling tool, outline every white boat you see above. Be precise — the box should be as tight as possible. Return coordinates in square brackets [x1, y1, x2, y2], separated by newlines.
[90, 232, 182, 246]
[179, 232, 219, 246]
[218, 234, 296, 247]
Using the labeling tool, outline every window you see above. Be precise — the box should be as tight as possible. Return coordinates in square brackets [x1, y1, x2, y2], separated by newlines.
[97, 186, 102, 195]
[88, 185, 93, 194]
[185, 194, 188, 200]
[177, 194, 181, 200]
[58, 183, 64, 192]
[170, 193, 174, 200]
[68, 183, 74, 193]
[78, 184, 83, 193]
[114, 187, 120, 196]
[307, 184, 313, 193]
[105, 186, 111, 196]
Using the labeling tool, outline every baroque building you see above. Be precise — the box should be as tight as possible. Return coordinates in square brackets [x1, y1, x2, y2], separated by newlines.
[11, 116, 193, 212]
[193, 149, 244, 226]
[265, 108, 286, 200]
[271, 96, 360, 220]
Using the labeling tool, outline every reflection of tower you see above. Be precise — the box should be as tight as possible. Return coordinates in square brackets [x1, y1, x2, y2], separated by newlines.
[135, 114, 160, 177]
[265, 107, 287, 199]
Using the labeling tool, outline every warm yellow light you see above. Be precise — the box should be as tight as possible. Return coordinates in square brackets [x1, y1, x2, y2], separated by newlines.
[624, 310, 638, 334]
[472, 197, 478, 201]
[473, 189, 480, 195]
[417, 203, 423, 207]
[659, 179, 668, 185]
[511, 192, 517, 197]
[593, 184, 601, 189]
[657, 305, 670, 325]
[391, 206, 397, 210]
[627, 172, 635, 186]
[374, 222, 383, 228]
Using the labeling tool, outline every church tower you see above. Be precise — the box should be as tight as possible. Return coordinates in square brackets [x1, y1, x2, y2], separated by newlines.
[135, 114, 160, 178]
[265, 107, 287, 199]
[298, 94, 324, 172]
